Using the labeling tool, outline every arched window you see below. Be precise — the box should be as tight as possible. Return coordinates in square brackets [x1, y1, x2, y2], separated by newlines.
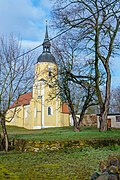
[48, 106, 52, 115]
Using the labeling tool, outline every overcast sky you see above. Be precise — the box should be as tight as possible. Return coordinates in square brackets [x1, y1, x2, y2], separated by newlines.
[0, 0, 119, 88]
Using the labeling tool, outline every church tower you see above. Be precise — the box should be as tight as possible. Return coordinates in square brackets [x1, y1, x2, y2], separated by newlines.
[32, 23, 61, 129]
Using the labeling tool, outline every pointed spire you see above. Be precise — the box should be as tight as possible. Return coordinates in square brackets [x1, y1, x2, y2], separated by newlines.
[43, 20, 51, 53]
[45, 20, 48, 39]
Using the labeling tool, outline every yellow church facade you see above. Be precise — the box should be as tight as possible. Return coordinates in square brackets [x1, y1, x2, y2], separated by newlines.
[6, 25, 70, 129]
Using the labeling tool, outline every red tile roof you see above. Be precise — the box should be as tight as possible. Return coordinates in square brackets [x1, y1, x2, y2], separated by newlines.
[62, 103, 70, 114]
[10, 92, 32, 109]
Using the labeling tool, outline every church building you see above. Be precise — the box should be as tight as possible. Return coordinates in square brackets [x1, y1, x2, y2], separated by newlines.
[6, 25, 70, 129]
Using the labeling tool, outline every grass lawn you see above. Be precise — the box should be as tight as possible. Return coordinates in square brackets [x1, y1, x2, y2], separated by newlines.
[0, 126, 120, 141]
[0, 126, 120, 179]
[0, 146, 120, 180]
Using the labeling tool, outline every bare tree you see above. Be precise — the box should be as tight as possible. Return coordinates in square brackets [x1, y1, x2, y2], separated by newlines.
[110, 86, 120, 113]
[51, 35, 98, 131]
[0, 34, 35, 151]
[51, 0, 120, 131]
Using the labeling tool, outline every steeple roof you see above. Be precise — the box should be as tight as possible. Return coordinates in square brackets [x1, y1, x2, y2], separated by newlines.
[37, 22, 56, 64]
[43, 21, 51, 53]
[45, 21, 49, 39]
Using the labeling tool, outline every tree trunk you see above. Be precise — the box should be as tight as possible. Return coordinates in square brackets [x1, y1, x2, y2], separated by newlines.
[72, 113, 80, 132]
[99, 107, 108, 132]
[74, 125, 80, 132]
[68, 98, 80, 132]
[73, 113, 80, 132]
[99, 66, 111, 132]
[78, 106, 86, 126]
[1, 116, 9, 151]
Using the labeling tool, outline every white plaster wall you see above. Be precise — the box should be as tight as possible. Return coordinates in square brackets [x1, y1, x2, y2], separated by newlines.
[108, 115, 120, 129]
[97, 115, 120, 129]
